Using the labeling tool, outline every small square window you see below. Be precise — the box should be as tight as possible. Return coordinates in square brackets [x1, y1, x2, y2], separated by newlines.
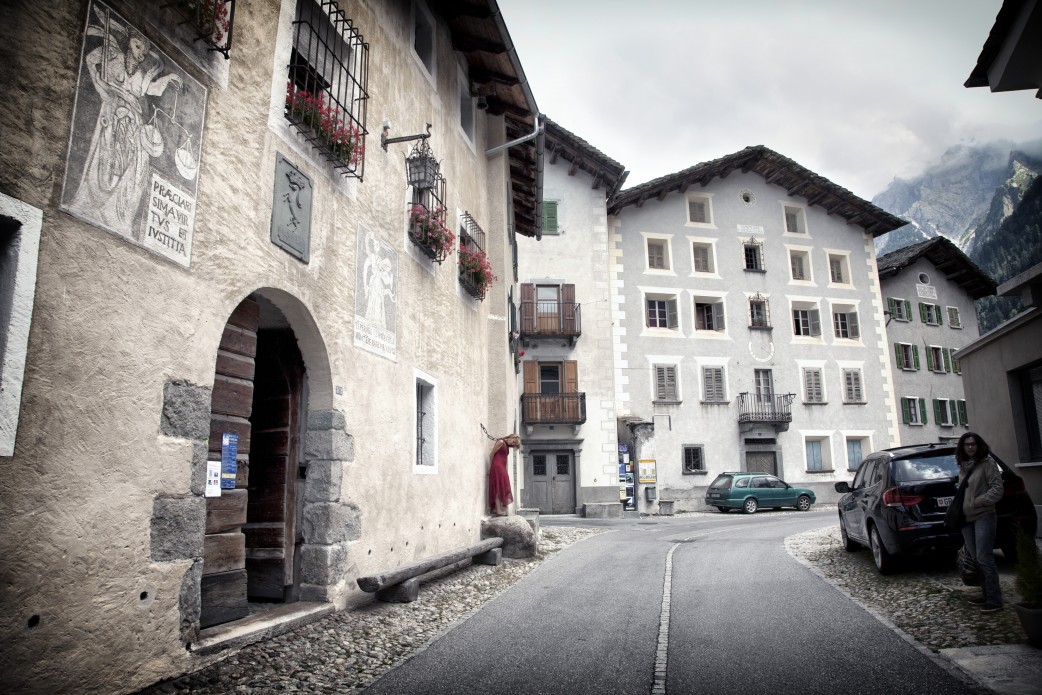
[833, 309, 860, 339]
[920, 302, 943, 326]
[846, 437, 866, 470]
[692, 242, 713, 273]
[654, 364, 679, 402]
[803, 368, 825, 403]
[895, 342, 919, 370]
[702, 366, 726, 402]
[947, 306, 962, 329]
[694, 301, 726, 332]
[793, 307, 821, 337]
[888, 298, 912, 322]
[843, 369, 864, 403]
[790, 250, 810, 281]
[687, 195, 712, 225]
[805, 437, 831, 471]
[749, 297, 770, 328]
[458, 72, 475, 142]
[828, 254, 848, 283]
[412, 1, 436, 77]
[744, 240, 764, 272]
[683, 445, 705, 474]
[902, 396, 927, 425]
[784, 206, 806, 234]
[646, 295, 679, 329]
[647, 239, 669, 270]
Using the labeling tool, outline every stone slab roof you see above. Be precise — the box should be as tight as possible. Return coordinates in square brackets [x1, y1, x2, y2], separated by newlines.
[876, 236, 998, 299]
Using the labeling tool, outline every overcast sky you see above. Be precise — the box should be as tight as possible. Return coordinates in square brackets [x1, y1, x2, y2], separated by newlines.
[497, 0, 1041, 200]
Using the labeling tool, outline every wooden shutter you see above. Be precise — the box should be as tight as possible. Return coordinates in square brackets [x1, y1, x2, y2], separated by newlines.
[563, 360, 578, 393]
[704, 367, 724, 401]
[919, 397, 928, 424]
[541, 201, 558, 232]
[809, 309, 821, 336]
[521, 283, 536, 333]
[804, 369, 822, 402]
[667, 298, 678, 329]
[903, 300, 912, 321]
[887, 297, 896, 318]
[522, 361, 539, 422]
[713, 302, 726, 331]
[912, 345, 920, 370]
[562, 284, 576, 333]
[958, 400, 968, 425]
[901, 397, 911, 424]
[933, 399, 942, 423]
[848, 312, 859, 338]
[936, 304, 944, 326]
[655, 365, 677, 401]
[919, 302, 927, 323]
[942, 348, 952, 372]
[895, 343, 905, 369]
[926, 346, 936, 371]
[689, 200, 706, 223]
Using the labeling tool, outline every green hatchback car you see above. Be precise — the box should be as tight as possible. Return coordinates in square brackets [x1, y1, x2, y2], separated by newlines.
[704, 472, 816, 514]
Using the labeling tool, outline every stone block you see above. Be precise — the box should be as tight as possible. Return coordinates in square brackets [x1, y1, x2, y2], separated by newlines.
[299, 542, 348, 585]
[583, 502, 624, 519]
[307, 409, 346, 431]
[481, 516, 537, 558]
[474, 548, 502, 566]
[161, 381, 212, 440]
[189, 440, 208, 496]
[151, 496, 205, 561]
[299, 583, 330, 603]
[377, 577, 419, 603]
[658, 500, 675, 516]
[304, 429, 353, 461]
[304, 460, 343, 502]
[178, 559, 202, 642]
[303, 502, 361, 544]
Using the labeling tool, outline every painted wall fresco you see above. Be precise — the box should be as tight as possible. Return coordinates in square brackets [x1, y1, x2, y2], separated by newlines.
[61, 0, 207, 268]
[354, 226, 398, 361]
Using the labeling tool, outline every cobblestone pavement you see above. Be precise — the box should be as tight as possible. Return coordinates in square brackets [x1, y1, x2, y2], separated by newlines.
[785, 525, 1029, 653]
[142, 520, 1034, 694]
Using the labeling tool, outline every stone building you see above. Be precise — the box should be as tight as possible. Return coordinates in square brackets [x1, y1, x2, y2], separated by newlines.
[0, 1, 541, 691]
[605, 147, 907, 513]
[876, 237, 996, 445]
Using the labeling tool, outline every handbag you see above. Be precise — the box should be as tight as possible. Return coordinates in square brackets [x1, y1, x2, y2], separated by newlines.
[957, 545, 980, 586]
[944, 462, 977, 530]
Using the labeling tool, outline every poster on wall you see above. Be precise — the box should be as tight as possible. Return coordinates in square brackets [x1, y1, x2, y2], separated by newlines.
[353, 225, 398, 361]
[60, 0, 207, 268]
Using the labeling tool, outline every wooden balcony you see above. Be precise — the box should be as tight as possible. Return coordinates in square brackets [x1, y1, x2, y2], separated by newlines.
[521, 393, 586, 425]
[520, 301, 581, 345]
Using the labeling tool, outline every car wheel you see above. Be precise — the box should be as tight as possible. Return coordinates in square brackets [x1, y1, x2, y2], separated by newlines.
[716, 506, 729, 513]
[869, 525, 896, 574]
[839, 517, 860, 551]
[743, 498, 758, 514]
[796, 495, 812, 512]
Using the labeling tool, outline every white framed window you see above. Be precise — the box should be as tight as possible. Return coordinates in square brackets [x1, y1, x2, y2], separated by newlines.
[901, 396, 928, 425]
[844, 435, 872, 470]
[832, 306, 860, 339]
[0, 194, 42, 456]
[887, 297, 912, 322]
[686, 193, 714, 227]
[641, 236, 675, 275]
[412, 1, 436, 82]
[682, 445, 705, 474]
[925, 345, 951, 373]
[749, 295, 771, 329]
[784, 205, 807, 234]
[842, 368, 864, 403]
[653, 364, 680, 403]
[920, 302, 943, 326]
[804, 434, 832, 471]
[457, 68, 475, 144]
[645, 293, 679, 330]
[803, 367, 825, 404]
[947, 306, 962, 329]
[694, 300, 726, 332]
[789, 249, 811, 281]
[692, 241, 714, 273]
[792, 302, 821, 337]
[895, 342, 920, 370]
[934, 398, 956, 427]
[827, 252, 850, 284]
[743, 238, 765, 272]
[413, 369, 439, 473]
[702, 366, 727, 403]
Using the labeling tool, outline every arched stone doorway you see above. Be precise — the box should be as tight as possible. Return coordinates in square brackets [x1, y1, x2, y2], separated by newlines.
[199, 289, 344, 629]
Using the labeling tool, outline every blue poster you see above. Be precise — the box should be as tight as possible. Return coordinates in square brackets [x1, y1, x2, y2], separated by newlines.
[220, 433, 238, 489]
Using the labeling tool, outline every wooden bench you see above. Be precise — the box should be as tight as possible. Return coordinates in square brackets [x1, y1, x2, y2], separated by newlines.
[356, 537, 505, 603]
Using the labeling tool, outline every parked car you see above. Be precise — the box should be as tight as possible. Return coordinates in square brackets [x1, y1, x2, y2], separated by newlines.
[834, 443, 1038, 574]
[704, 472, 816, 514]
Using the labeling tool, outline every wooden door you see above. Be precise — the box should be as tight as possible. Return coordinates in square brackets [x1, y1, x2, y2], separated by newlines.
[551, 453, 575, 513]
[201, 298, 258, 628]
[746, 451, 777, 476]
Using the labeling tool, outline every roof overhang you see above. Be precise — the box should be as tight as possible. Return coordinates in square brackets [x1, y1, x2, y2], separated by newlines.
[609, 145, 907, 237]
[965, 0, 1042, 98]
[544, 118, 629, 199]
[877, 237, 998, 300]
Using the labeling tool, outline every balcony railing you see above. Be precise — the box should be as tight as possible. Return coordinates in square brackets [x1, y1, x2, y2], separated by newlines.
[521, 393, 587, 425]
[519, 301, 581, 341]
[737, 393, 794, 424]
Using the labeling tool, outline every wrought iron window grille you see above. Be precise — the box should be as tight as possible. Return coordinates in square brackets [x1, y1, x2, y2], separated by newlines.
[407, 175, 449, 263]
[743, 237, 765, 272]
[168, 0, 237, 58]
[286, 0, 369, 179]
[749, 292, 771, 329]
[458, 213, 491, 300]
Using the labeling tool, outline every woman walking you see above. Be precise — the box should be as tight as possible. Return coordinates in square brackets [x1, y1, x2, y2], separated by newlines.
[957, 432, 1005, 613]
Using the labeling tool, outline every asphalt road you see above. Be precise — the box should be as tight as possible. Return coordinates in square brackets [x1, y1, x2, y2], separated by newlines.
[361, 511, 983, 695]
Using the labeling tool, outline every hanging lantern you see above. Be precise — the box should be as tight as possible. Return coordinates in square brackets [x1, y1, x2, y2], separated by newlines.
[406, 138, 439, 190]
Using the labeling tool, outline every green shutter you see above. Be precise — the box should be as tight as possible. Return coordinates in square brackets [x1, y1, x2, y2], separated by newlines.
[919, 397, 928, 424]
[933, 399, 942, 423]
[919, 302, 928, 322]
[901, 397, 911, 424]
[912, 345, 920, 370]
[958, 400, 968, 425]
[926, 347, 935, 371]
[904, 300, 912, 321]
[895, 343, 904, 369]
[541, 201, 558, 232]
[887, 297, 895, 319]
[936, 304, 944, 326]
[942, 348, 952, 372]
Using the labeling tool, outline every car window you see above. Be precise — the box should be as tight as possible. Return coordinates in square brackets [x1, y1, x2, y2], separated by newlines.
[735, 477, 750, 488]
[709, 474, 733, 490]
[852, 459, 875, 489]
[892, 454, 958, 482]
[767, 477, 787, 488]
[752, 477, 771, 488]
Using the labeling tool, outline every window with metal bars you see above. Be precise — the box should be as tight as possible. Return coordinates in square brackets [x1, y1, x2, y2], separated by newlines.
[743, 239, 764, 272]
[286, 0, 369, 179]
[749, 295, 770, 328]
[415, 379, 435, 469]
[682, 445, 705, 474]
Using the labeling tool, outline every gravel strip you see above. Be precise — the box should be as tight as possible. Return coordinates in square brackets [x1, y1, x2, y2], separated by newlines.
[785, 525, 1028, 652]
[141, 527, 606, 694]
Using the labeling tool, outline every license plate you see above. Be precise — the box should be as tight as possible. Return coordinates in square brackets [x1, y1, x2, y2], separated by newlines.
[709, 492, 720, 498]
[936, 496, 954, 508]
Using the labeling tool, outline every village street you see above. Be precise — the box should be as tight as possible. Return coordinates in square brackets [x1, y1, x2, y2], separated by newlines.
[360, 511, 983, 695]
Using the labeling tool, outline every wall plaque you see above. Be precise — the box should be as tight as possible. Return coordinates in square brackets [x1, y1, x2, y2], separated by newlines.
[270, 153, 313, 262]
[353, 225, 398, 361]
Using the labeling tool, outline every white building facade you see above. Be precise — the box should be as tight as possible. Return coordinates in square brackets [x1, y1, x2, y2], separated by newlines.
[606, 147, 907, 513]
